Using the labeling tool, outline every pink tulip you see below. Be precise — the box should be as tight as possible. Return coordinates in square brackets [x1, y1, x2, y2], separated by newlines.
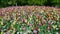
[47, 26, 51, 30]
[48, 21, 51, 24]
[22, 27, 26, 30]
[43, 20, 46, 24]
[33, 30, 37, 34]
[28, 23, 32, 26]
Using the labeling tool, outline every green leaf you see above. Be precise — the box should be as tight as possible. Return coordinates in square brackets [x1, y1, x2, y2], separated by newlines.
[8, 1, 12, 5]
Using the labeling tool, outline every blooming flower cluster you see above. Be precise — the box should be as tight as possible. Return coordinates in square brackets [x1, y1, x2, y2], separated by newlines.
[0, 6, 60, 34]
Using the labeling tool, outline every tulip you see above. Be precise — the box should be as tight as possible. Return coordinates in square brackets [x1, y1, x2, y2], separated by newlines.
[27, 23, 32, 26]
[42, 19, 46, 24]
[33, 30, 37, 34]
[48, 21, 51, 24]
[38, 29, 40, 32]
[6, 32, 10, 34]
[22, 19, 25, 23]
[47, 26, 51, 30]
[36, 15, 40, 19]
[26, 14, 28, 19]
[25, 19, 27, 23]
[31, 28, 34, 31]
[22, 27, 26, 31]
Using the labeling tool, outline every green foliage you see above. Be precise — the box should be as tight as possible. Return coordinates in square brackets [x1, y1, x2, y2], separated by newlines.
[0, 0, 60, 7]
[27, 0, 46, 5]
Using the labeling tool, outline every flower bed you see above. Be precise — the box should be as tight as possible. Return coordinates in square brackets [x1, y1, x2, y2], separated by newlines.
[0, 6, 60, 34]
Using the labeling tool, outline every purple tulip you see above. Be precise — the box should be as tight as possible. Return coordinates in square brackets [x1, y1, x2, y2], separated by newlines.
[6, 32, 9, 34]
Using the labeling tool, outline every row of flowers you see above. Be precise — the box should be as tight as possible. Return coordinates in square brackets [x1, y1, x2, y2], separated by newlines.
[0, 6, 60, 34]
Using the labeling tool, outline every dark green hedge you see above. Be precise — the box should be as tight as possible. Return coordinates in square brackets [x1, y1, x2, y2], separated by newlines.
[0, 0, 60, 7]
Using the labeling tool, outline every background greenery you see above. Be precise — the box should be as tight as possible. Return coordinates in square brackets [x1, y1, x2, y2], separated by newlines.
[0, 0, 60, 7]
